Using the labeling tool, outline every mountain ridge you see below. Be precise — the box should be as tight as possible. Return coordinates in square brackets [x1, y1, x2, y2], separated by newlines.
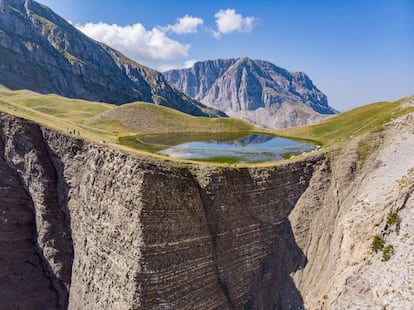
[0, 0, 224, 117]
[164, 57, 338, 128]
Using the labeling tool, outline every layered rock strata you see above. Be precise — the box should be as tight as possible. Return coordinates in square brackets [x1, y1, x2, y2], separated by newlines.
[0, 112, 319, 309]
[1, 104, 414, 309]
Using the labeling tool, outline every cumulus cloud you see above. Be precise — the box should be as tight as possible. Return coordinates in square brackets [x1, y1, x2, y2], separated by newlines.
[214, 9, 256, 38]
[76, 22, 190, 63]
[164, 15, 204, 34]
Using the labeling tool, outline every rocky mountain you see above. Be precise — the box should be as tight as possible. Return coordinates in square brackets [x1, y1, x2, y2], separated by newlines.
[0, 0, 223, 117]
[0, 98, 413, 308]
[164, 57, 338, 128]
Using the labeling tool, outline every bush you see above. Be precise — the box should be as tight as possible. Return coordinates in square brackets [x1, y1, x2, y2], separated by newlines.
[371, 235, 385, 252]
[382, 244, 394, 261]
[386, 212, 401, 232]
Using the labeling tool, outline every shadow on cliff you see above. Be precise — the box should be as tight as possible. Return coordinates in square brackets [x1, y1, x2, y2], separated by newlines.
[194, 167, 310, 310]
[0, 115, 76, 309]
[246, 220, 307, 310]
[30, 127, 76, 309]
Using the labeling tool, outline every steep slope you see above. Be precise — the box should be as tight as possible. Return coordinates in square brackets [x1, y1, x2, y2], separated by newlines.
[0, 112, 319, 309]
[0, 0, 223, 117]
[0, 97, 413, 309]
[290, 99, 414, 308]
[164, 57, 337, 128]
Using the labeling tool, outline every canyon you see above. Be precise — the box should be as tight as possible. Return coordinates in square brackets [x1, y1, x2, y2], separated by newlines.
[1, 98, 413, 309]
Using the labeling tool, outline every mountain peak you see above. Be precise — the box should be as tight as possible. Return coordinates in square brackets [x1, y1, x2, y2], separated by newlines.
[236, 56, 253, 62]
[0, 0, 223, 117]
[164, 58, 337, 128]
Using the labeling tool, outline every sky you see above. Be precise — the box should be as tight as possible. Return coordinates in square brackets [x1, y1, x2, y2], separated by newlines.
[38, 0, 414, 112]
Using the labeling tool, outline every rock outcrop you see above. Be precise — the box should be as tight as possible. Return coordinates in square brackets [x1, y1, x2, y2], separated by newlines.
[290, 104, 414, 309]
[163, 58, 337, 128]
[0, 100, 413, 309]
[0, 0, 223, 117]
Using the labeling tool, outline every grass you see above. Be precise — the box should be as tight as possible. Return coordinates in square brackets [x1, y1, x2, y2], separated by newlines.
[0, 86, 265, 161]
[0, 85, 413, 165]
[117, 135, 167, 153]
[89, 101, 255, 133]
[382, 244, 394, 262]
[275, 98, 414, 146]
[0, 86, 115, 143]
[193, 156, 240, 164]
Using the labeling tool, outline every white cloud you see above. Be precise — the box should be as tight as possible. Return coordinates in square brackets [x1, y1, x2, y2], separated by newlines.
[76, 22, 190, 63]
[158, 59, 198, 72]
[214, 9, 256, 38]
[183, 59, 198, 68]
[164, 15, 204, 34]
[158, 63, 178, 72]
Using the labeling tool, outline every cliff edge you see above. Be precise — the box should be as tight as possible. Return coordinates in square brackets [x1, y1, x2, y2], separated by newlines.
[0, 99, 413, 309]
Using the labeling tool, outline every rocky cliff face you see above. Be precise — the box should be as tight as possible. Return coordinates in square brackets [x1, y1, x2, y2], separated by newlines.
[164, 58, 337, 128]
[1, 101, 413, 309]
[0, 112, 319, 309]
[290, 103, 414, 309]
[0, 0, 222, 117]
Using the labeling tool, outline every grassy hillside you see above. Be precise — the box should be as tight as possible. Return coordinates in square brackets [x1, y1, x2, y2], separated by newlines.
[0, 86, 258, 153]
[0, 86, 116, 142]
[89, 102, 254, 134]
[1, 85, 412, 164]
[275, 97, 414, 146]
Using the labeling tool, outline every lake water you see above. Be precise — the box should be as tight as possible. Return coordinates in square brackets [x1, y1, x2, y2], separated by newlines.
[159, 134, 314, 163]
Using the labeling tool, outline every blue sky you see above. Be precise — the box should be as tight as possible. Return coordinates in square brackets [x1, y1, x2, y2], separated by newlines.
[38, 0, 414, 111]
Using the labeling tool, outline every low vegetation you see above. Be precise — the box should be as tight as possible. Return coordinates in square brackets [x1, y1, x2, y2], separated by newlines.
[372, 235, 385, 253]
[89, 102, 254, 134]
[0, 86, 262, 161]
[371, 211, 402, 262]
[0, 86, 412, 165]
[275, 98, 414, 146]
[382, 244, 394, 262]
[387, 212, 401, 234]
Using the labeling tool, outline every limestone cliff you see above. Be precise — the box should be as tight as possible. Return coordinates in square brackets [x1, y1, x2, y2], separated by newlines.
[290, 103, 414, 309]
[1, 102, 413, 309]
[0, 112, 319, 309]
[163, 58, 337, 128]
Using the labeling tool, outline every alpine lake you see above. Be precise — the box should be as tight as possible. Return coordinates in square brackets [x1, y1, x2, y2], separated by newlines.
[119, 132, 315, 164]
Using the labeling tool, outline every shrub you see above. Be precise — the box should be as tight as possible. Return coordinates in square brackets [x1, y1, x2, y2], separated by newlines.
[382, 244, 394, 261]
[372, 235, 385, 252]
[386, 212, 401, 232]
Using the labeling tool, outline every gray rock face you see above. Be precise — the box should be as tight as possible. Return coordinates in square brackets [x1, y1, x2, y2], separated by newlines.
[0, 112, 318, 309]
[164, 57, 337, 128]
[1, 105, 414, 308]
[0, 0, 223, 117]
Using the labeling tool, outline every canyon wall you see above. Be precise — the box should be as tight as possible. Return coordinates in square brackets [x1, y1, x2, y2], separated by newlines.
[0, 112, 320, 309]
[1, 108, 413, 309]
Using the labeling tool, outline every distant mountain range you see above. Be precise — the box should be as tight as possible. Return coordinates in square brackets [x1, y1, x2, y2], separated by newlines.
[164, 58, 337, 128]
[0, 0, 337, 127]
[0, 0, 223, 117]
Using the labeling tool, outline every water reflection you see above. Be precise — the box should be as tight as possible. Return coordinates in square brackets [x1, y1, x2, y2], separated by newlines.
[159, 134, 314, 163]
